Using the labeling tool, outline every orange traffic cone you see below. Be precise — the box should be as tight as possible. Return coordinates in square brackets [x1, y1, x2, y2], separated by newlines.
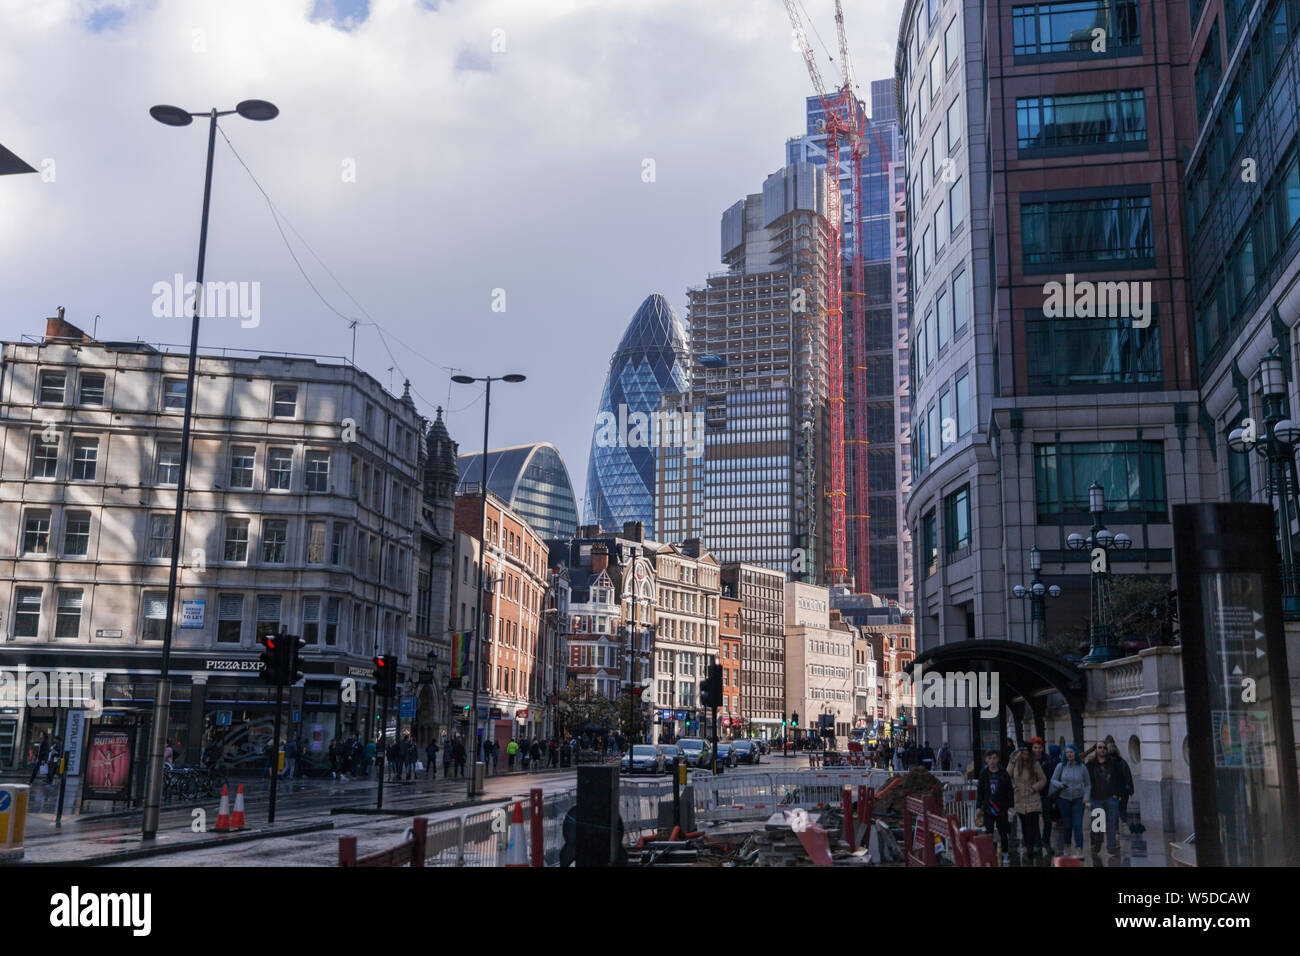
[214, 784, 231, 832]
[505, 801, 528, 867]
[230, 785, 246, 830]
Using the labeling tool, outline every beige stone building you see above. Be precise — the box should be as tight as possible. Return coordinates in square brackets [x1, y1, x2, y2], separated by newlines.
[784, 582, 857, 740]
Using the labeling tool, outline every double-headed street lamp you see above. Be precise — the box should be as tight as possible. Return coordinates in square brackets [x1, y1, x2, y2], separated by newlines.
[1228, 349, 1300, 619]
[142, 99, 278, 840]
[1012, 546, 1062, 643]
[451, 372, 525, 796]
[1067, 482, 1133, 664]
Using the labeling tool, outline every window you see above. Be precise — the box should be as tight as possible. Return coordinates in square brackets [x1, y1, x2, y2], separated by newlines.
[1021, 194, 1152, 266]
[931, 126, 944, 174]
[63, 511, 90, 556]
[947, 96, 962, 151]
[164, 378, 187, 410]
[920, 153, 930, 198]
[306, 520, 326, 564]
[1016, 89, 1146, 151]
[39, 370, 67, 405]
[218, 593, 244, 643]
[302, 596, 321, 645]
[155, 442, 181, 485]
[1194, 23, 1221, 122]
[1227, 426, 1252, 501]
[78, 372, 106, 406]
[922, 509, 938, 576]
[330, 521, 348, 566]
[229, 445, 256, 489]
[23, 510, 51, 554]
[949, 177, 966, 230]
[952, 269, 969, 334]
[1026, 314, 1161, 389]
[956, 371, 971, 435]
[149, 514, 174, 559]
[929, 49, 942, 100]
[1012, 0, 1140, 57]
[256, 594, 282, 639]
[268, 448, 292, 490]
[926, 307, 938, 366]
[944, 485, 972, 556]
[325, 597, 340, 646]
[262, 519, 288, 563]
[922, 225, 933, 276]
[944, 16, 960, 70]
[224, 518, 250, 562]
[55, 589, 83, 638]
[940, 389, 954, 450]
[29, 435, 58, 479]
[1034, 440, 1167, 519]
[71, 437, 98, 481]
[142, 592, 167, 641]
[305, 451, 330, 492]
[14, 588, 42, 637]
[272, 385, 298, 418]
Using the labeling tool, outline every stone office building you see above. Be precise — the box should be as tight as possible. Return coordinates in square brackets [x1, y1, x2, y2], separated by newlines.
[0, 315, 422, 773]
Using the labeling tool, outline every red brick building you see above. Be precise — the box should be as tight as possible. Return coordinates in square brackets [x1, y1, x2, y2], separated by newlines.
[719, 595, 742, 736]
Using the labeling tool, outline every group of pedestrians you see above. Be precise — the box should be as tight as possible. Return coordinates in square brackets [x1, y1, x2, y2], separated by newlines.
[975, 736, 1136, 864]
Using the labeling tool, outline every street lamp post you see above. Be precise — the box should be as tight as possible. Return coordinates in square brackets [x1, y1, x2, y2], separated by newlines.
[451, 373, 525, 797]
[1012, 546, 1062, 644]
[1068, 483, 1134, 664]
[142, 99, 278, 840]
[1229, 349, 1300, 619]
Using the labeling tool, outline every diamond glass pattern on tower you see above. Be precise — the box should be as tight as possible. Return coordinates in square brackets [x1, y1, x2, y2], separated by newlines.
[584, 294, 691, 537]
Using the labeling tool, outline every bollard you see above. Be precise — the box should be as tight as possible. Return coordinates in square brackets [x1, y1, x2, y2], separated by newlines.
[530, 788, 544, 868]
[0, 784, 31, 862]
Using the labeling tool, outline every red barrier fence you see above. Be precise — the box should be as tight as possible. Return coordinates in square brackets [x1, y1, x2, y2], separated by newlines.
[339, 818, 428, 867]
[903, 793, 997, 867]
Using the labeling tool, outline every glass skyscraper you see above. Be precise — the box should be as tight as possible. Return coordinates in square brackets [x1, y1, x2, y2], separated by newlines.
[457, 442, 579, 540]
[583, 293, 691, 538]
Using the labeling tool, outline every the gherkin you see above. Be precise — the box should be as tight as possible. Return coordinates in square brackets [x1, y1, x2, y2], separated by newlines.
[583, 294, 690, 537]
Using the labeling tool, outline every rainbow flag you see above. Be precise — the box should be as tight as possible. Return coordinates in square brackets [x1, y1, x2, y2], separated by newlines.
[451, 632, 471, 680]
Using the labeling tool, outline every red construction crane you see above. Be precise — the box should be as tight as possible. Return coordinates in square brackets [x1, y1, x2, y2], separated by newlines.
[782, 0, 865, 590]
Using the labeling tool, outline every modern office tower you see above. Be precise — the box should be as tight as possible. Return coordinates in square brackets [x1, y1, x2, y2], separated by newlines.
[891, 155, 915, 607]
[896, 0, 1207, 757]
[653, 391, 705, 543]
[456, 441, 579, 541]
[787, 80, 910, 604]
[584, 293, 691, 538]
[721, 563, 787, 739]
[1192, 2, 1300, 532]
[1, 313, 423, 770]
[687, 162, 832, 579]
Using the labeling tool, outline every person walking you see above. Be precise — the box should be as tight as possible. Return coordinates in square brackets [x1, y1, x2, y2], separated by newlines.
[506, 738, 519, 770]
[28, 733, 50, 785]
[442, 737, 453, 778]
[364, 736, 377, 777]
[452, 737, 467, 777]
[549, 739, 558, 768]
[283, 736, 299, 785]
[891, 744, 903, 773]
[426, 739, 438, 779]
[1050, 744, 1091, 857]
[1034, 739, 1059, 849]
[404, 736, 418, 781]
[1009, 743, 1047, 858]
[919, 740, 935, 770]
[328, 738, 339, 779]
[976, 749, 1014, 864]
[520, 738, 531, 772]
[1086, 741, 1124, 855]
[938, 741, 952, 772]
[1107, 741, 1136, 833]
[529, 737, 542, 772]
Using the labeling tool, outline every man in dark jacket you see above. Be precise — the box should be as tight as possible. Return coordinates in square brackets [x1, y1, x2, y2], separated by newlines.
[29, 733, 50, 785]
[1033, 738, 1058, 848]
[919, 741, 936, 770]
[1107, 742, 1136, 831]
[976, 749, 1013, 862]
[1086, 743, 1124, 854]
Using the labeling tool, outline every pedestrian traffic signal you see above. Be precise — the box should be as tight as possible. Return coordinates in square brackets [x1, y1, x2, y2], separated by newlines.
[791, 711, 799, 727]
[374, 655, 398, 697]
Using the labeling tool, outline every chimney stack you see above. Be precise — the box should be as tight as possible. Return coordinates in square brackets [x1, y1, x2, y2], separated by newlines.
[45, 306, 92, 344]
[590, 543, 609, 575]
[622, 520, 644, 543]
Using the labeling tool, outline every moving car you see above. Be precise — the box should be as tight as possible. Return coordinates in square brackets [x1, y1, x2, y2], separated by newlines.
[715, 742, 738, 768]
[755, 738, 769, 755]
[731, 739, 760, 764]
[621, 744, 665, 775]
[676, 737, 712, 768]
[658, 743, 681, 772]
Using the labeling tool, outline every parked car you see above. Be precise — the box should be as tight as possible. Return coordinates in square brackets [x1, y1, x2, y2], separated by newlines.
[621, 744, 665, 775]
[676, 738, 712, 768]
[715, 742, 738, 768]
[658, 743, 681, 772]
[755, 738, 769, 755]
[731, 739, 760, 764]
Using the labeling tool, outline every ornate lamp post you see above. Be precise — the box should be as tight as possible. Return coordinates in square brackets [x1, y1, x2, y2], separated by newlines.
[1228, 349, 1300, 619]
[1067, 483, 1133, 663]
[1012, 546, 1062, 643]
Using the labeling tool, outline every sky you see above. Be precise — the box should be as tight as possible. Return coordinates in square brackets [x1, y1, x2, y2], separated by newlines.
[0, 0, 906, 506]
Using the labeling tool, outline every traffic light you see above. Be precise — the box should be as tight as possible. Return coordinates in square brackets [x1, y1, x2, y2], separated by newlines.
[258, 630, 284, 685]
[791, 711, 799, 728]
[699, 663, 722, 708]
[285, 634, 306, 685]
[374, 655, 398, 697]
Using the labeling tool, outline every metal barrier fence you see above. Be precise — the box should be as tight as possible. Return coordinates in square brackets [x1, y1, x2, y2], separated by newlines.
[619, 778, 674, 844]
[422, 789, 579, 867]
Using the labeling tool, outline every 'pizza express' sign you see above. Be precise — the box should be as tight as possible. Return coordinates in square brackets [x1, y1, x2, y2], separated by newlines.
[206, 659, 264, 671]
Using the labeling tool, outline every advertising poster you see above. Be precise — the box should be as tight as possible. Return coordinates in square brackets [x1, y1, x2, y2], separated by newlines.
[83, 726, 136, 801]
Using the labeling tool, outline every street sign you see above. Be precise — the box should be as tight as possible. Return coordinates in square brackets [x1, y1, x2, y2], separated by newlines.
[215, 710, 232, 727]
[292, 709, 301, 724]
[399, 697, 416, 719]
[516, 709, 528, 719]
[489, 707, 503, 719]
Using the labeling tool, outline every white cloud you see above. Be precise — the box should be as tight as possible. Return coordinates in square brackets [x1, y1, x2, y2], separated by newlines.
[0, 0, 906, 505]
